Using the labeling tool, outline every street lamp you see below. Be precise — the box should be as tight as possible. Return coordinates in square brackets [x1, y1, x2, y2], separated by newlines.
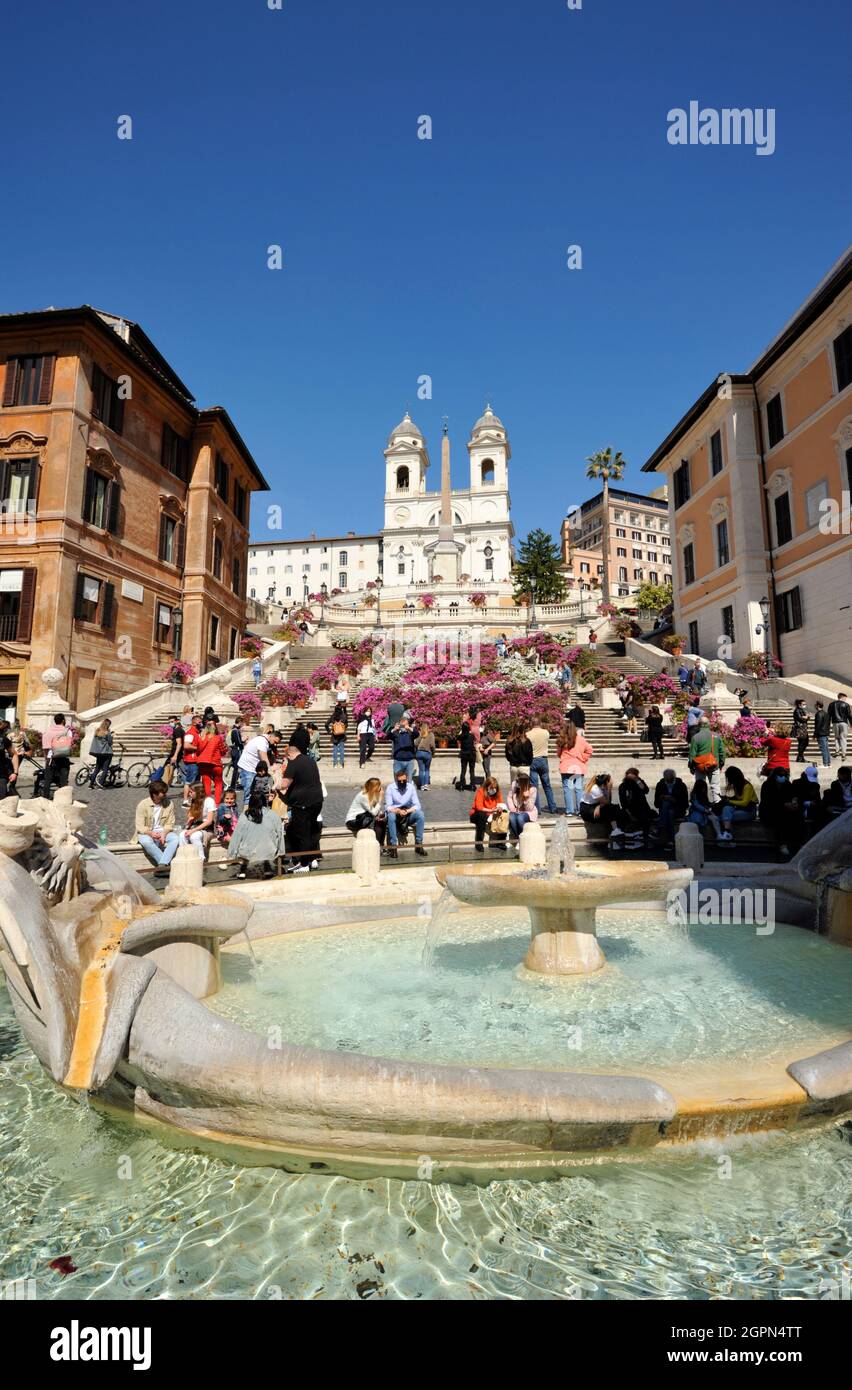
[319, 581, 328, 630]
[755, 595, 773, 679]
[374, 576, 383, 628]
[172, 606, 183, 659]
[528, 575, 539, 632]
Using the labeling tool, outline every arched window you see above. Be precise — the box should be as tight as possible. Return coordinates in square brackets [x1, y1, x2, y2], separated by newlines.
[285, 586, 292, 597]
[481, 458, 495, 485]
[396, 466, 409, 492]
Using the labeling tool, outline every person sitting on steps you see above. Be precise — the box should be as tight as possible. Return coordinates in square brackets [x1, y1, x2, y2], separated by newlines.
[383, 768, 427, 859]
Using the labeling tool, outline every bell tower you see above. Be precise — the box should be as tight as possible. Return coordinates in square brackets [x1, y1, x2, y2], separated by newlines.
[468, 405, 510, 492]
[384, 413, 429, 502]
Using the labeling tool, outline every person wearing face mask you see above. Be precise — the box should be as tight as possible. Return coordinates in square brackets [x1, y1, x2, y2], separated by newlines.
[759, 766, 801, 858]
[383, 769, 427, 859]
[651, 769, 688, 851]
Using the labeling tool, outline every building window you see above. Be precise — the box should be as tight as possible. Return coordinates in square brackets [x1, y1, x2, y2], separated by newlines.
[615, 527, 626, 538]
[618, 566, 627, 583]
[0, 455, 38, 515]
[774, 491, 793, 546]
[155, 602, 174, 646]
[683, 542, 695, 585]
[74, 572, 115, 628]
[673, 460, 691, 509]
[776, 586, 803, 634]
[229, 627, 238, 661]
[250, 587, 256, 599]
[285, 586, 291, 597]
[485, 556, 494, 572]
[82, 468, 120, 534]
[846, 446, 852, 493]
[158, 513, 184, 567]
[632, 548, 642, 559]
[649, 571, 658, 584]
[0, 568, 36, 642]
[2, 355, 55, 408]
[339, 573, 347, 588]
[766, 394, 784, 448]
[213, 537, 223, 580]
[631, 530, 642, 540]
[688, 620, 699, 653]
[481, 459, 495, 485]
[710, 430, 723, 476]
[613, 511, 624, 521]
[266, 565, 275, 575]
[91, 365, 125, 434]
[617, 546, 627, 558]
[339, 550, 348, 567]
[249, 566, 257, 576]
[233, 481, 247, 525]
[580, 562, 589, 574]
[162, 425, 190, 483]
[721, 605, 735, 643]
[215, 453, 229, 501]
[648, 550, 658, 562]
[834, 324, 852, 393]
[716, 518, 730, 567]
[284, 564, 293, 573]
[396, 466, 409, 492]
[232, 557, 241, 595]
[662, 535, 670, 547]
[398, 562, 405, 575]
[209, 613, 219, 653]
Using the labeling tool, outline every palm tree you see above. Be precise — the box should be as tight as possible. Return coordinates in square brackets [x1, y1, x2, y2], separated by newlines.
[585, 448, 626, 606]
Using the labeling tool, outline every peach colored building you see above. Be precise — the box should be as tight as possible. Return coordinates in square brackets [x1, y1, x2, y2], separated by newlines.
[0, 307, 268, 719]
[642, 247, 852, 679]
[561, 486, 672, 598]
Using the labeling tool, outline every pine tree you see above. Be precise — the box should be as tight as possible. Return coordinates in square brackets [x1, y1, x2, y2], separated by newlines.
[512, 529, 567, 605]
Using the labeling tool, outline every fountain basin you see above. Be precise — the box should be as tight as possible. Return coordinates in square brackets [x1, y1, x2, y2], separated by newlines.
[436, 860, 694, 976]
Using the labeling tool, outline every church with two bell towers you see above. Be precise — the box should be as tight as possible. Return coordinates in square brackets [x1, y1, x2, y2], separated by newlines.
[381, 406, 514, 588]
[247, 406, 514, 608]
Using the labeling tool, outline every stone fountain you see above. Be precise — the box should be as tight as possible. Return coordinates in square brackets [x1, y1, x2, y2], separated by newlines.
[437, 820, 694, 976]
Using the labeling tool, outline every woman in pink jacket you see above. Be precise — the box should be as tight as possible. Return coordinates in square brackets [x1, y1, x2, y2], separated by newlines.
[507, 773, 538, 846]
[557, 720, 594, 816]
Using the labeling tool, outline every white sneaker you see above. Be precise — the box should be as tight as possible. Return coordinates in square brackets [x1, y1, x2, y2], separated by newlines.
[293, 864, 310, 875]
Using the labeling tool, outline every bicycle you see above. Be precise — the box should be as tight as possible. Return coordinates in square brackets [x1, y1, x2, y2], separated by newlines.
[75, 742, 129, 789]
[126, 749, 185, 789]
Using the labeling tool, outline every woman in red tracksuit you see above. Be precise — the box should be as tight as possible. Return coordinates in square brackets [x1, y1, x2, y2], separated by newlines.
[197, 720, 227, 804]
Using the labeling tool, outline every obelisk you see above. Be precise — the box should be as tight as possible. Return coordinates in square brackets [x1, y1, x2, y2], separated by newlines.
[431, 421, 462, 583]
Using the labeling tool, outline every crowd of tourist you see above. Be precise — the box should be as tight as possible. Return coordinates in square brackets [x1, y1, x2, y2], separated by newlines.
[134, 712, 326, 878]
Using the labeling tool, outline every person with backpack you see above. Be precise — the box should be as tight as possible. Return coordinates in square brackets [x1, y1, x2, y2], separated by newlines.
[791, 699, 810, 763]
[42, 714, 76, 800]
[827, 692, 852, 760]
[645, 705, 665, 760]
[228, 718, 245, 791]
[325, 702, 348, 768]
[688, 715, 725, 803]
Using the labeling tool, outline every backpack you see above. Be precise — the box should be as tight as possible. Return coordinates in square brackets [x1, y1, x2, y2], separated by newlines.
[332, 720, 346, 736]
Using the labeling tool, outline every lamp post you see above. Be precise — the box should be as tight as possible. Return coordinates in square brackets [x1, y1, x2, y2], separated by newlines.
[374, 576, 383, 629]
[528, 575, 539, 632]
[755, 595, 773, 680]
[172, 606, 183, 659]
[319, 581, 328, 631]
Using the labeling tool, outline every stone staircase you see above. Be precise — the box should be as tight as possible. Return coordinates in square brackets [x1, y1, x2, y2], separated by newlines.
[105, 640, 794, 767]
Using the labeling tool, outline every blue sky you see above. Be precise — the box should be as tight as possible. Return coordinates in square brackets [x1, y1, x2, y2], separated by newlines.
[2, 0, 850, 544]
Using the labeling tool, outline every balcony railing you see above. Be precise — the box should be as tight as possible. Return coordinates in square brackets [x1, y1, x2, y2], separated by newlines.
[0, 613, 20, 642]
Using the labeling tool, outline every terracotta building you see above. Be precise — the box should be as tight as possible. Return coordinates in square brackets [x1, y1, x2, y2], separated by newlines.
[642, 247, 852, 678]
[560, 486, 672, 598]
[0, 306, 267, 719]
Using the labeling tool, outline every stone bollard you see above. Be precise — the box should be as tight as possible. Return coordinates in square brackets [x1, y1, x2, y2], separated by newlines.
[674, 821, 704, 872]
[518, 821, 547, 866]
[353, 828, 381, 886]
[169, 842, 204, 892]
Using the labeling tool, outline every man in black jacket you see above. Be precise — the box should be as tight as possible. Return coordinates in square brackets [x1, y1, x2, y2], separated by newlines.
[652, 769, 688, 849]
[791, 699, 810, 763]
[827, 693, 852, 761]
[617, 767, 654, 847]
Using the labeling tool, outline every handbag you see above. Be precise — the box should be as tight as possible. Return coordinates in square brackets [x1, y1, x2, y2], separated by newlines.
[161, 763, 174, 786]
[692, 752, 718, 773]
[490, 809, 510, 836]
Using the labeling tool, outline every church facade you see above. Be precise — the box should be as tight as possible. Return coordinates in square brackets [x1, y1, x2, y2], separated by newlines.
[248, 406, 514, 604]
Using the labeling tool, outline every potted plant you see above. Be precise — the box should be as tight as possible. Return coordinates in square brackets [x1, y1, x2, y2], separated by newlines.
[468, 591, 487, 609]
[662, 634, 687, 657]
[418, 593, 437, 611]
[259, 677, 316, 709]
[161, 659, 196, 686]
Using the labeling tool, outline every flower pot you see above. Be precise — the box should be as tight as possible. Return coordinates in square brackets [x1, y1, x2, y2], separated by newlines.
[437, 738, 448, 749]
